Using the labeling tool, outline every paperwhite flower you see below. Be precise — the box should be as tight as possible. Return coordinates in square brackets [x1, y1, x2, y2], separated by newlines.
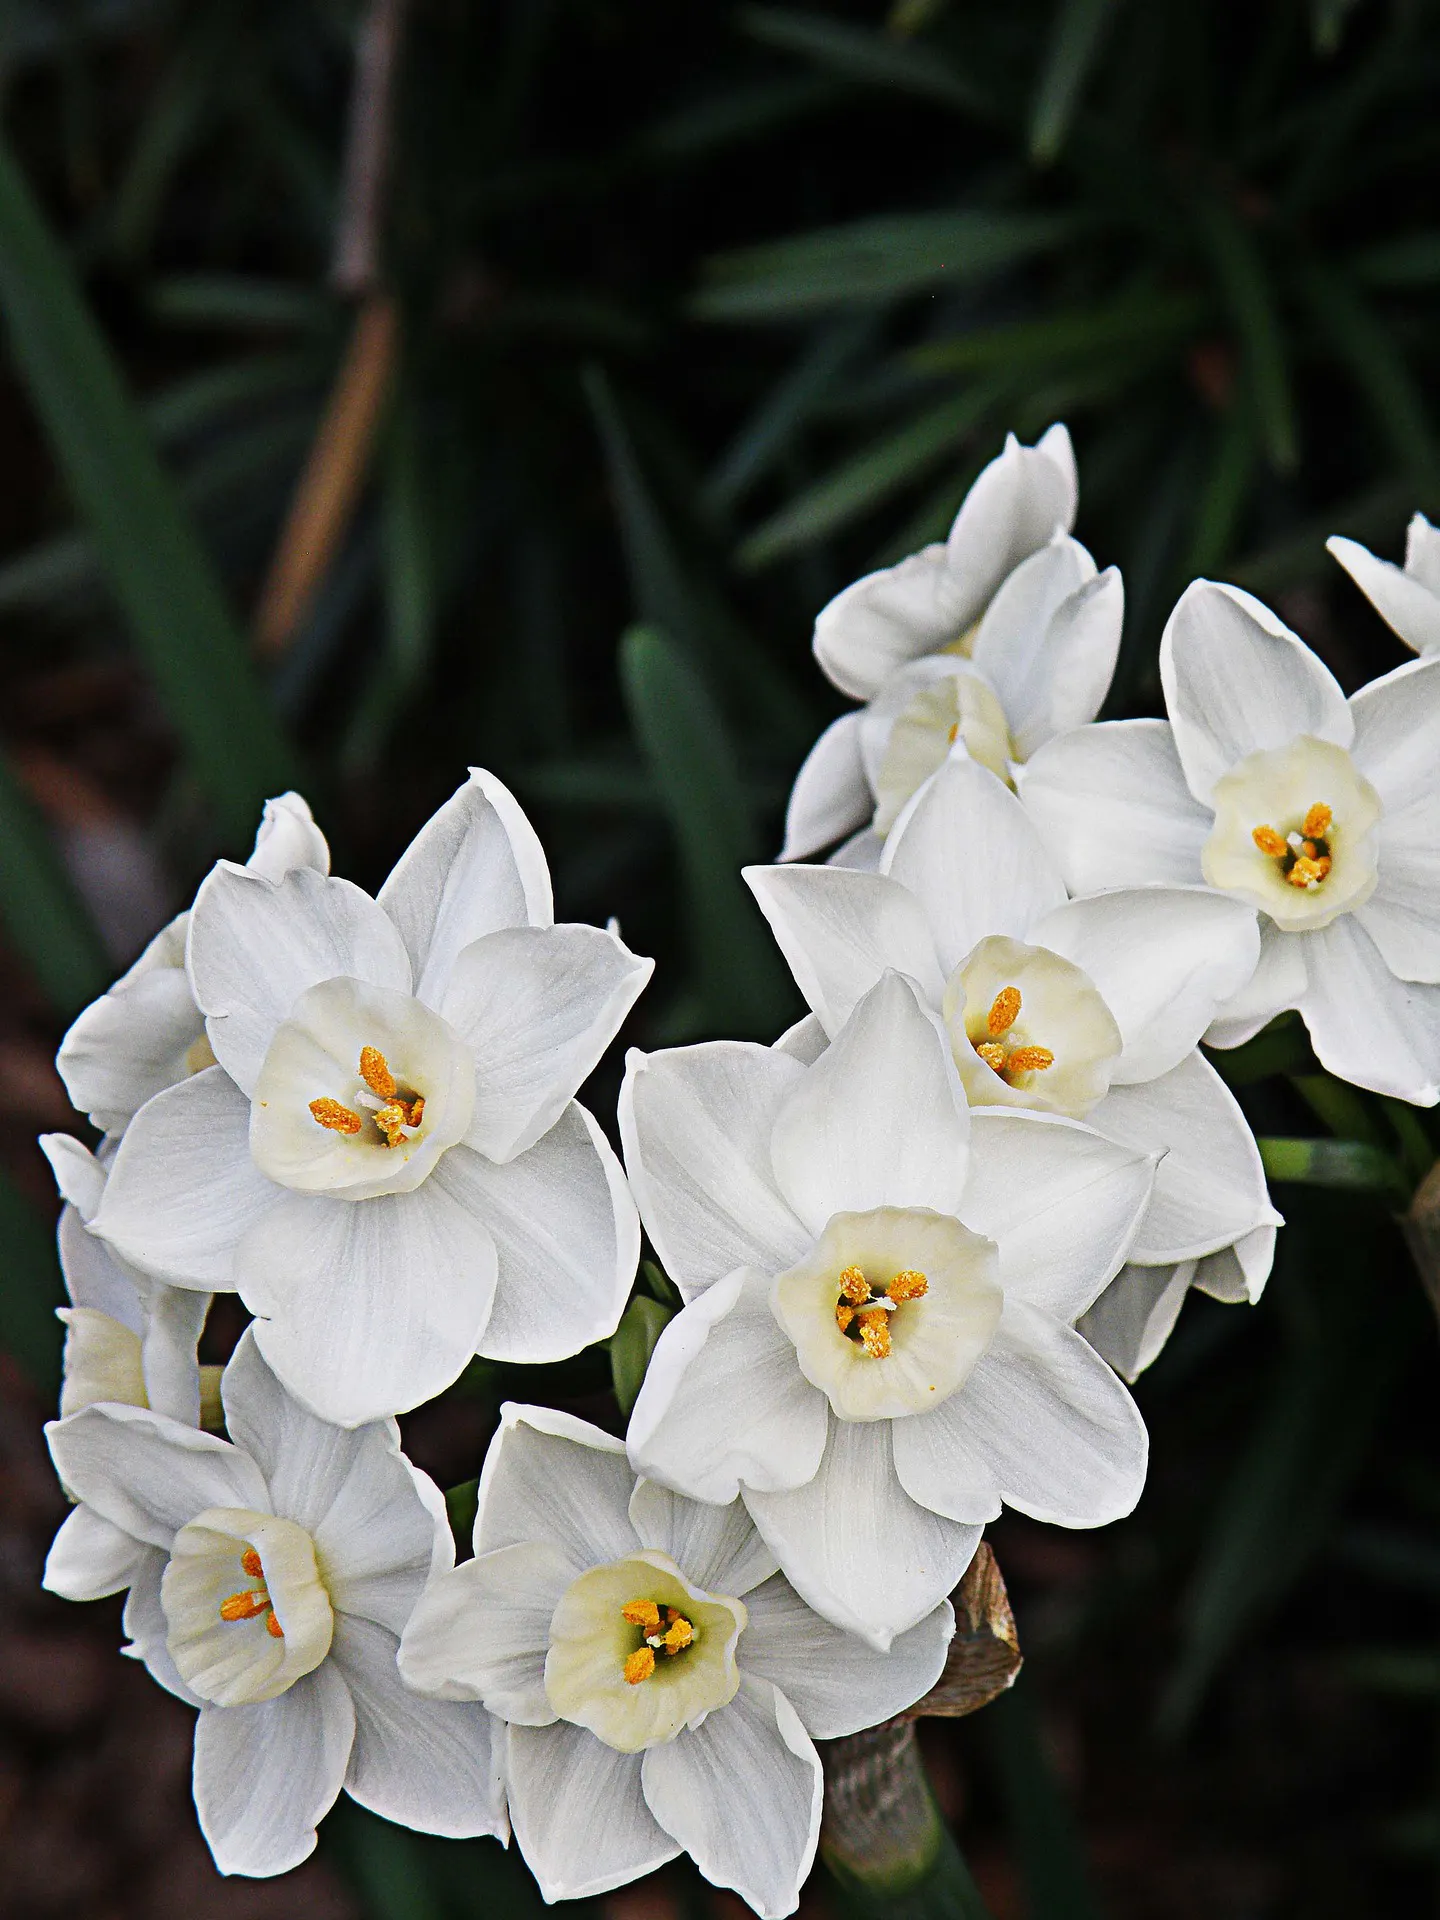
[1020, 581, 1440, 1105]
[747, 754, 1279, 1380]
[782, 426, 1123, 865]
[620, 972, 1155, 1647]
[398, 1405, 952, 1917]
[88, 771, 652, 1425]
[58, 793, 330, 1137]
[1329, 513, 1440, 656]
[44, 1330, 502, 1877]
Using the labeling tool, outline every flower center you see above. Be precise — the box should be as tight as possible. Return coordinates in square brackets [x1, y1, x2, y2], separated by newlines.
[219, 1545, 285, 1640]
[1251, 802, 1334, 889]
[872, 669, 1014, 834]
[833, 1263, 929, 1359]
[942, 936, 1121, 1119]
[620, 1598, 696, 1685]
[970, 984, 1055, 1083]
[309, 1044, 426, 1148]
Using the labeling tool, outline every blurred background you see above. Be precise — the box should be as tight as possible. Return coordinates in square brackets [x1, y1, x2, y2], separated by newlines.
[2, 0, 1440, 1914]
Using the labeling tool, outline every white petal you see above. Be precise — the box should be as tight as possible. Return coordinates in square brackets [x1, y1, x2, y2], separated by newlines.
[1017, 720, 1213, 891]
[378, 770, 554, 1002]
[246, 792, 330, 880]
[141, 1286, 209, 1425]
[620, 1043, 810, 1299]
[960, 1110, 1154, 1321]
[45, 1402, 269, 1549]
[440, 925, 651, 1163]
[1089, 1054, 1279, 1264]
[945, 428, 1077, 627]
[1348, 657, 1440, 983]
[1030, 888, 1261, 1083]
[1296, 918, 1440, 1104]
[883, 754, 1067, 974]
[332, 1615, 505, 1837]
[889, 1393, 1002, 1525]
[42, 1131, 109, 1221]
[1204, 920, 1309, 1047]
[398, 1542, 569, 1718]
[436, 1107, 636, 1365]
[57, 919, 203, 1134]
[57, 1203, 143, 1326]
[744, 863, 945, 1038]
[627, 1269, 828, 1505]
[827, 825, 885, 871]
[238, 1186, 498, 1426]
[57, 1308, 146, 1419]
[940, 1299, 1148, 1527]
[1193, 1223, 1275, 1302]
[44, 1503, 149, 1600]
[1160, 581, 1352, 803]
[743, 1418, 982, 1649]
[740, 1576, 952, 1738]
[1348, 654, 1440, 812]
[507, 1723, 678, 1899]
[641, 1677, 821, 1919]
[773, 1013, 829, 1065]
[91, 1068, 277, 1290]
[193, 1663, 355, 1877]
[1408, 511, 1440, 593]
[1078, 1262, 1197, 1381]
[628, 1481, 779, 1598]
[781, 712, 873, 860]
[814, 545, 972, 701]
[770, 974, 969, 1231]
[474, 1404, 638, 1567]
[188, 866, 412, 1095]
[1328, 534, 1440, 655]
[221, 1330, 448, 1632]
[996, 567, 1123, 759]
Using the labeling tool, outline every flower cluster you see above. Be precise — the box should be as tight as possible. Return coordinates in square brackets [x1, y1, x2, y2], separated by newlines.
[38, 429, 1440, 1912]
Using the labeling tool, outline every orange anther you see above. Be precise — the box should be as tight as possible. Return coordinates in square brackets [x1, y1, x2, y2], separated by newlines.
[220, 1590, 271, 1622]
[1006, 1046, 1055, 1074]
[975, 1041, 1007, 1073]
[1287, 856, 1326, 888]
[887, 1270, 929, 1303]
[241, 1548, 263, 1578]
[857, 1308, 892, 1359]
[624, 1647, 656, 1685]
[621, 1600, 660, 1629]
[407, 1096, 425, 1129]
[1303, 803, 1332, 840]
[838, 1266, 871, 1306]
[359, 1047, 397, 1099]
[373, 1100, 411, 1148]
[662, 1616, 694, 1654]
[309, 1097, 362, 1135]
[987, 986, 1022, 1035]
[1251, 825, 1287, 858]
[835, 1301, 856, 1335]
[265, 1612, 285, 1639]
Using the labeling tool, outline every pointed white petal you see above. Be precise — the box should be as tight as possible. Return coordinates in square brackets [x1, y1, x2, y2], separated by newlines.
[628, 1481, 779, 1598]
[1329, 533, 1440, 655]
[641, 1677, 821, 1919]
[332, 1615, 505, 1837]
[437, 1107, 637, 1366]
[620, 1043, 810, 1299]
[238, 1185, 498, 1426]
[1193, 1223, 1275, 1302]
[883, 754, 1067, 974]
[1160, 580, 1352, 802]
[1078, 1261, 1197, 1380]
[46, 1402, 269, 1549]
[1296, 918, 1440, 1103]
[627, 1269, 828, 1505]
[1017, 720, 1212, 892]
[247, 792, 330, 879]
[474, 1404, 638, 1567]
[773, 1013, 829, 1064]
[141, 1286, 209, 1425]
[1089, 1054, 1279, 1264]
[770, 974, 968, 1232]
[193, 1663, 355, 1876]
[889, 1393, 1002, 1525]
[1031, 888, 1260, 1082]
[781, 712, 873, 860]
[378, 770, 554, 1002]
[827, 825, 886, 871]
[744, 863, 944, 1037]
[398, 1542, 568, 1719]
[740, 1576, 952, 1738]
[44, 1503, 150, 1600]
[971, 539, 1120, 755]
[188, 865, 412, 1095]
[743, 1418, 982, 1649]
[945, 429, 1077, 628]
[813, 545, 972, 701]
[961, 1110, 1154, 1321]
[508, 1723, 678, 1898]
[1204, 920, 1308, 1047]
[1348, 653, 1440, 811]
[1346, 656, 1440, 983]
[57, 920, 204, 1134]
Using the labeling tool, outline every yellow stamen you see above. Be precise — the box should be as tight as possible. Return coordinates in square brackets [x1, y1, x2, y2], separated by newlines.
[1251, 824, 1287, 858]
[310, 1097, 363, 1135]
[241, 1548, 263, 1578]
[887, 1269, 928, 1303]
[359, 1046, 398, 1099]
[661, 1615, 694, 1654]
[835, 1300, 856, 1335]
[1286, 856, 1326, 888]
[975, 1041, 1007, 1073]
[373, 1101, 410, 1148]
[1006, 1046, 1055, 1074]
[987, 986, 1021, 1035]
[220, 1590, 272, 1622]
[265, 1613, 285, 1639]
[838, 1266, 871, 1306]
[407, 1095, 425, 1128]
[624, 1647, 655, 1686]
[857, 1308, 891, 1359]
[621, 1600, 661, 1629]
[947, 721, 960, 745]
[1303, 803, 1333, 840]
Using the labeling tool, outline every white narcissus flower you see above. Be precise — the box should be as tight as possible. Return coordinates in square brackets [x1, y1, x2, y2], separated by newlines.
[620, 972, 1156, 1648]
[58, 793, 330, 1138]
[1019, 581, 1440, 1105]
[1329, 513, 1440, 656]
[44, 1330, 503, 1877]
[782, 425, 1123, 866]
[747, 754, 1280, 1381]
[88, 771, 652, 1426]
[398, 1405, 953, 1918]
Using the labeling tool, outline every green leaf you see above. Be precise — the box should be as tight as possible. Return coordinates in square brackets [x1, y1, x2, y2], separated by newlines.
[610, 1295, 674, 1415]
[1029, 0, 1123, 164]
[0, 749, 111, 1018]
[1298, 258, 1440, 489]
[707, 313, 875, 509]
[1205, 1017, 1315, 1087]
[445, 1478, 479, 1549]
[1258, 1135, 1409, 1204]
[911, 289, 1205, 375]
[148, 273, 330, 332]
[740, 7, 994, 118]
[0, 138, 299, 842]
[619, 626, 797, 1037]
[642, 1259, 681, 1307]
[1193, 197, 1297, 473]
[985, 1678, 1104, 1920]
[0, 1165, 63, 1392]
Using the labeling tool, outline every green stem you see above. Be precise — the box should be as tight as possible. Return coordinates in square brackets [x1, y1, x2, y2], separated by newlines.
[1289, 1073, 1386, 1149]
